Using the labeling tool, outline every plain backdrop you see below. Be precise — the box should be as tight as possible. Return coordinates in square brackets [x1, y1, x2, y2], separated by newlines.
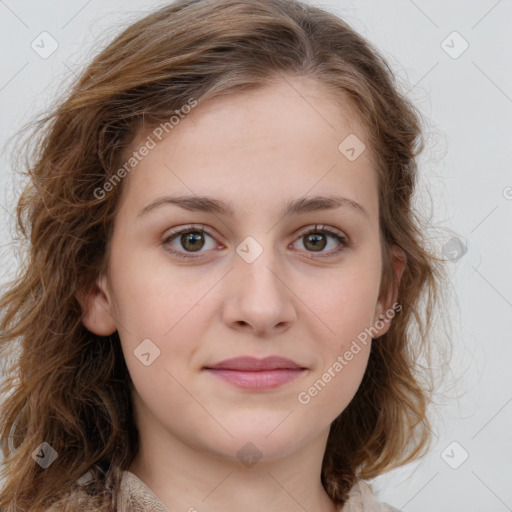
[0, 1, 511, 511]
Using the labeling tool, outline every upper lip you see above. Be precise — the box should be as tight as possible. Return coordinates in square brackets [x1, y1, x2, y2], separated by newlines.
[205, 356, 305, 371]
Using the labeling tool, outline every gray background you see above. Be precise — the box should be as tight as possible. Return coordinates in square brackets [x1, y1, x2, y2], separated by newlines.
[1, 1, 511, 511]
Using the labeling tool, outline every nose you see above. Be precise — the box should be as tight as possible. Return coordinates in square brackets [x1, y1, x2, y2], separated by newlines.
[221, 249, 297, 337]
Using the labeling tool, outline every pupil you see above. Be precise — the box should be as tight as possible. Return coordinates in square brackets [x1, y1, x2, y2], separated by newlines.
[306, 233, 326, 251]
[183, 232, 204, 251]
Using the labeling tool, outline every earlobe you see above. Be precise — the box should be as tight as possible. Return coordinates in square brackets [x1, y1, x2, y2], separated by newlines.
[78, 274, 118, 336]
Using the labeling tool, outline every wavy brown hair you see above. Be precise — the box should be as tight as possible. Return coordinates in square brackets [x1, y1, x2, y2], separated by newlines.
[0, 0, 451, 510]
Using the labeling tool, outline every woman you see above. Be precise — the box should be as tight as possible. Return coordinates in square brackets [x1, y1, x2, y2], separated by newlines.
[0, 0, 449, 510]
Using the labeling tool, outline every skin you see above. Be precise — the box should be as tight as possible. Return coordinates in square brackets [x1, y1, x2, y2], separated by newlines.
[81, 75, 406, 512]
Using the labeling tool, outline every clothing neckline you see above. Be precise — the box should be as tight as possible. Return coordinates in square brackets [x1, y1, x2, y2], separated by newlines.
[118, 469, 398, 512]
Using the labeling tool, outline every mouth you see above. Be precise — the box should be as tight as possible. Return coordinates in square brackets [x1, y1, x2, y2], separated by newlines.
[203, 356, 307, 390]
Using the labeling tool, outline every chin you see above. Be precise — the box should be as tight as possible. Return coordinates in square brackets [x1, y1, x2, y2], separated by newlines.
[193, 418, 317, 464]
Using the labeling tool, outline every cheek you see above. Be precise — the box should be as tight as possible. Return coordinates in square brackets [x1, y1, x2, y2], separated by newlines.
[296, 302, 372, 417]
[107, 246, 214, 342]
[302, 257, 382, 348]
[114, 273, 208, 429]
[290, 263, 378, 416]
[300, 344, 371, 423]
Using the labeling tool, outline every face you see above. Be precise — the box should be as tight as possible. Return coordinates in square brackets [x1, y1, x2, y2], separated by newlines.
[82, 75, 405, 464]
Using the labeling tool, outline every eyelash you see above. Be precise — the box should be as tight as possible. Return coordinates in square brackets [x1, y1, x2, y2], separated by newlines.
[162, 224, 349, 260]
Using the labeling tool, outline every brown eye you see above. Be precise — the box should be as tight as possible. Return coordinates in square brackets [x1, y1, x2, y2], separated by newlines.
[292, 225, 348, 256]
[303, 232, 328, 252]
[179, 231, 206, 252]
[163, 226, 218, 258]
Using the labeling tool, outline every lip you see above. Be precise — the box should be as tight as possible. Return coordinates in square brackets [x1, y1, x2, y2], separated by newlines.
[204, 356, 307, 390]
[206, 356, 304, 371]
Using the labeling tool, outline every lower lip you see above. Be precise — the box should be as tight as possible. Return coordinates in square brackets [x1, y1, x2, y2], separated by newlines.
[205, 368, 305, 390]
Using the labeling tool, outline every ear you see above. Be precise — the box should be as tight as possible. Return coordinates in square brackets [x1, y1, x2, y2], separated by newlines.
[77, 274, 118, 336]
[371, 244, 407, 339]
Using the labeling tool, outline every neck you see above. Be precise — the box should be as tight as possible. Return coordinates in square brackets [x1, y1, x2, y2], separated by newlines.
[128, 424, 339, 512]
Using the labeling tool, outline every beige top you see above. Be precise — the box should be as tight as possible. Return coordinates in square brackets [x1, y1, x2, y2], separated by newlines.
[117, 470, 403, 512]
[45, 470, 402, 511]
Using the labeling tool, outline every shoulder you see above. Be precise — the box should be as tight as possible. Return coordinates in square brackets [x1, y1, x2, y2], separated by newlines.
[341, 479, 403, 512]
[41, 470, 168, 512]
[40, 491, 105, 512]
[39, 478, 112, 512]
[118, 470, 170, 511]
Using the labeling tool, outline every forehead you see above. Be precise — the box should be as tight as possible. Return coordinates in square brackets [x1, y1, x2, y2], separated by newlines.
[116, 75, 379, 222]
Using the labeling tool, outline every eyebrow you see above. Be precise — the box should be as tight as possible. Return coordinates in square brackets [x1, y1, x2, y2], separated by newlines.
[137, 194, 369, 220]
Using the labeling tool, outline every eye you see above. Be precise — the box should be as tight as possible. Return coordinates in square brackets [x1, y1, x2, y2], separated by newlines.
[162, 224, 219, 258]
[291, 224, 348, 256]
